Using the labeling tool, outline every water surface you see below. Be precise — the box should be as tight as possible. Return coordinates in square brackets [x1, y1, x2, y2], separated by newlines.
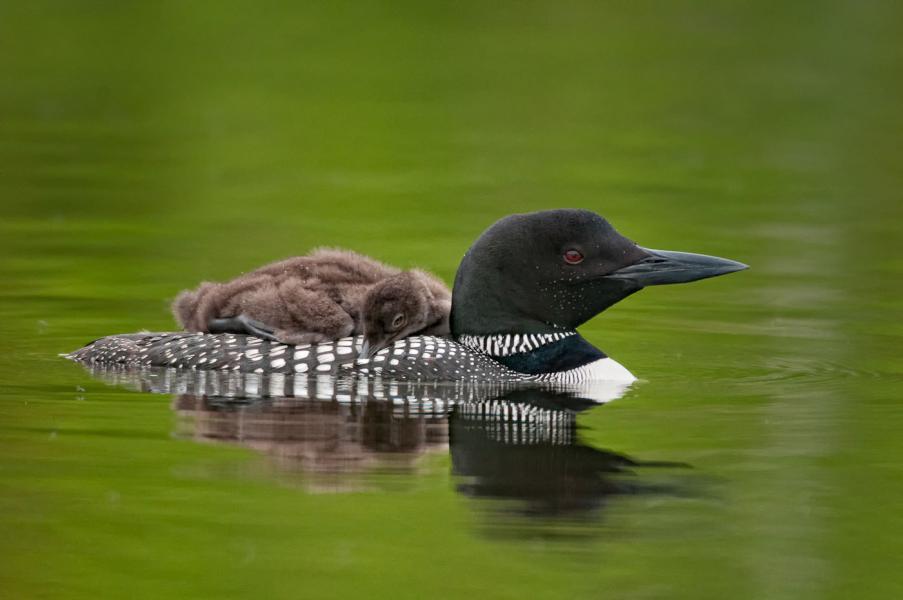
[2, 1, 902, 598]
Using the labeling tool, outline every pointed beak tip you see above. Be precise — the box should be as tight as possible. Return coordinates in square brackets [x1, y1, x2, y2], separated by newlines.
[611, 248, 749, 286]
[724, 259, 750, 274]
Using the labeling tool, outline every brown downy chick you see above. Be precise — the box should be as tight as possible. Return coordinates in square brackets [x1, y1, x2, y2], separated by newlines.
[359, 270, 451, 359]
[172, 250, 451, 349]
[172, 249, 401, 345]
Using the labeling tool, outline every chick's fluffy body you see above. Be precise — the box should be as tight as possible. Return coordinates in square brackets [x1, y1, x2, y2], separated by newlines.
[172, 248, 450, 346]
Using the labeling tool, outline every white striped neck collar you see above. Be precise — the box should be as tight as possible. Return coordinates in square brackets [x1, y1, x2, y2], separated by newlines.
[456, 331, 578, 357]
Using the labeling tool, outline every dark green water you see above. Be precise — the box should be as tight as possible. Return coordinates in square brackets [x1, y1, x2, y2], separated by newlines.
[2, 1, 902, 598]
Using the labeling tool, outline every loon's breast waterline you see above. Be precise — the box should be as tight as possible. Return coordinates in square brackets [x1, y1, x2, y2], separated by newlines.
[66, 331, 636, 385]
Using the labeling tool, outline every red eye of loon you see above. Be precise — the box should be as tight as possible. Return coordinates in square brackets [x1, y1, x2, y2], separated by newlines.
[563, 249, 584, 265]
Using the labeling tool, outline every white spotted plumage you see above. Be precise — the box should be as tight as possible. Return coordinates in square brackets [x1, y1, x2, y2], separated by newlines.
[66, 331, 634, 383]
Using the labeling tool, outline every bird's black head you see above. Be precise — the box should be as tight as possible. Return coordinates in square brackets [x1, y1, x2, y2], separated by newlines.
[450, 209, 747, 337]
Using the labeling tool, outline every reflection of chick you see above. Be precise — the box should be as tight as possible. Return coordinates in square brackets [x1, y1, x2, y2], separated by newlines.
[172, 248, 451, 356]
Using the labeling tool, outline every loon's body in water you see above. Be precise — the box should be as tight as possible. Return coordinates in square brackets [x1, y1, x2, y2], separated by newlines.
[67, 209, 747, 383]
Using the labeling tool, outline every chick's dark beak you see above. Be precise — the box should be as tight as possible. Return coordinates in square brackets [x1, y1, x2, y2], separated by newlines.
[359, 336, 391, 360]
[359, 339, 376, 360]
[605, 247, 748, 287]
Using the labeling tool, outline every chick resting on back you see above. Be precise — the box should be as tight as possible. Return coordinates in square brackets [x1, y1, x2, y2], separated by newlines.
[172, 248, 451, 348]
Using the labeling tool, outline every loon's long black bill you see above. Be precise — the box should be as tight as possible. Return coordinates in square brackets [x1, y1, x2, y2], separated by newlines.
[606, 247, 748, 287]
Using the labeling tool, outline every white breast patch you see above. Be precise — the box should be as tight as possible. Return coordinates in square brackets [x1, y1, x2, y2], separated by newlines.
[537, 357, 637, 384]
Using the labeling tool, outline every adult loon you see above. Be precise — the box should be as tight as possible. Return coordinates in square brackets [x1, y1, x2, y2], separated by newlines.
[67, 209, 747, 382]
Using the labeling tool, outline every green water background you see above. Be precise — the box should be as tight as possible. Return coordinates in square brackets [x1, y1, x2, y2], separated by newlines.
[1, 1, 902, 598]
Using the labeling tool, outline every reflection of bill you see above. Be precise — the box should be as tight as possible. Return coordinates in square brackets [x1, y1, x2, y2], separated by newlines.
[78, 363, 690, 528]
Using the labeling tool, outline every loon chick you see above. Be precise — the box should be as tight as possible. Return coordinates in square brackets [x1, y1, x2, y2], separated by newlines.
[171, 248, 450, 355]
[68, 209, 747, 382]
[359, 270, 451, 358]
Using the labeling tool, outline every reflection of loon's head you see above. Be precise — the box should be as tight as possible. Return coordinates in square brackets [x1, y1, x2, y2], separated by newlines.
[449, 388, 690, 529]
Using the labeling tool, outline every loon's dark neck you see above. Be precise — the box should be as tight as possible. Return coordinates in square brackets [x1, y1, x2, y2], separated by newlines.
[456, 332, 607, 375]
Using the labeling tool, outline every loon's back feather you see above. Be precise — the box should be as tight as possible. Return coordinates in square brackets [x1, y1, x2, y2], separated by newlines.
[68, 332, 522, 381]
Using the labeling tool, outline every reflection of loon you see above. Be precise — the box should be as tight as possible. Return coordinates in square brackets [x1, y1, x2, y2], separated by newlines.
[80, 364, 689, 526]
[67, 209, 746, 382]
[451, 387, 688, 525]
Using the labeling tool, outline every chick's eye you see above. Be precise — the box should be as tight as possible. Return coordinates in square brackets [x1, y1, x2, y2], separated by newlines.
[391, 314, 406, 329]
[563, 249, 584, 265]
